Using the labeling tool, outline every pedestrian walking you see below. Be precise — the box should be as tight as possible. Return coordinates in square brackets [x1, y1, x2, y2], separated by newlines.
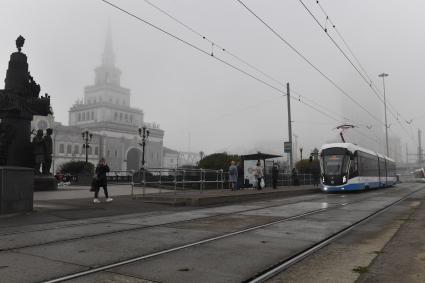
[93, 157, 112, 203]
[272, 164, 279, 189]
[228, 160, 238, 190]
[254, 160, 264, 190]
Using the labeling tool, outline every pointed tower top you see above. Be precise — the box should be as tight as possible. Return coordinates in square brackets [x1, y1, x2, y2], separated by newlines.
[102, 23, 115, 66]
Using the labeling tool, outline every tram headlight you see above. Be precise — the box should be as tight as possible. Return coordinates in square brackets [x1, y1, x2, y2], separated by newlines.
[342, 176, 347, 183]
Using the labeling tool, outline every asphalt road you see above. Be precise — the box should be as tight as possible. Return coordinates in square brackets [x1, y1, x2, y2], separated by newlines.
[0, 183, 423, 283]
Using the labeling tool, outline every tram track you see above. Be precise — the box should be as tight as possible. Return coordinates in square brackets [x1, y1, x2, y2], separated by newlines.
[38, 185, 423, 283]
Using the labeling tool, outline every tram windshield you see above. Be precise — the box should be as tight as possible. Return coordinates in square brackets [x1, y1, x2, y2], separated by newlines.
[321, 148, 350, 176]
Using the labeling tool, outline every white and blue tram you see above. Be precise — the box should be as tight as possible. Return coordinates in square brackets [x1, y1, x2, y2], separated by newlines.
[320, 143, 396, 192]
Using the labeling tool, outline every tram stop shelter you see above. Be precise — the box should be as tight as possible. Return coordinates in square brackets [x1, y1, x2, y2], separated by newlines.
[241, 152, 282, 186]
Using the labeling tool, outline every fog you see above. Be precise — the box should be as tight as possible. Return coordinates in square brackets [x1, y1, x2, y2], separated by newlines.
[1, 0, 424, 160]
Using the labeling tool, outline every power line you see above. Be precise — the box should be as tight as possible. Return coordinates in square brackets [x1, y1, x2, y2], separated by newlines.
[310, 0, 414, 142]
[142, 0, 286, 90]
[102, 0, 385, 146]
[101, 0, 287, 98]
[235, 0, 385, 127]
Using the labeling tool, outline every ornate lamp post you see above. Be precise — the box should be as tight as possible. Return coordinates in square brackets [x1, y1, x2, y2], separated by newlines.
[138, 126, 150, 170]
[82, 130, 92, 164]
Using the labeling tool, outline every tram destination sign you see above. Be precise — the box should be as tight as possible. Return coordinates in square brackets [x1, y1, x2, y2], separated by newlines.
[284, 141, 292, 153]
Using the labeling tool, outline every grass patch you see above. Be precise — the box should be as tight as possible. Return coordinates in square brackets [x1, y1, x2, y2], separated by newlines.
[352, 266, 369, 274]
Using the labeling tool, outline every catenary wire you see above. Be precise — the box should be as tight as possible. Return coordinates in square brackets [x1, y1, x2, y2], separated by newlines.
[235, 0, 385, 127]
[101, 0, 287, 98]
[310, 0, 415, 141]
[101, 0, 385, 146]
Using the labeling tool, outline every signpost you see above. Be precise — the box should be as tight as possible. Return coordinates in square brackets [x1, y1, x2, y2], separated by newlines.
[284, 141, 292, 153]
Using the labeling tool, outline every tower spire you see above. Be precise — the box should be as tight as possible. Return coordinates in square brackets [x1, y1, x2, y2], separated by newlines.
[102, 23, 115, 66]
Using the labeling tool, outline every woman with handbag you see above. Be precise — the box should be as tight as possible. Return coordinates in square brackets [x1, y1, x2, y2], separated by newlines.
[93, 157, 112, 203]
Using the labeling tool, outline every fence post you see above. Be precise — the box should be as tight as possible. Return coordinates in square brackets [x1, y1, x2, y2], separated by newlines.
[142, 169, 146, 197]
[174, 168, 177, 195]
[200, 169, 203, 194]
[182, 170, 186, 191]
[220, 169, 224, 191]
[159, 169, 162, 194]
[130, 170, 134, 199]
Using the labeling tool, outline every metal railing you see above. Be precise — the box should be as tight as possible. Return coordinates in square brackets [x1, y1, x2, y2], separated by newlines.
[132, 168, 226, 198]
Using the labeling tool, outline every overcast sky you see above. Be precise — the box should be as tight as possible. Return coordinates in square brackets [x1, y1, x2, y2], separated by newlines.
[1, 0, 424, 160]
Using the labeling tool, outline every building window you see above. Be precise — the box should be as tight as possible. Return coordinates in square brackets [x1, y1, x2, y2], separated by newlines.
[130, 115, 133, 123]
[74, 145, 79, 154]
[81, 145, 85, 155]
[78, 113, 81, 122]
[88, 147, 92, 155]
[124, 114, 128, 121]
[91, 112, 94, 120]
[114, 112, 117, 120]
[95, 146, 99, 155]
[66, 144, 72, 154]
[82, 112, 85, 121]
[59, 144, 65, 154]
[170, 159, 174, 163]
[119, 113, 122, 121]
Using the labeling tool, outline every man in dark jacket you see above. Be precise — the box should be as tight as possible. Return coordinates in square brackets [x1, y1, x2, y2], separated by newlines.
[93, 157, 112, 203]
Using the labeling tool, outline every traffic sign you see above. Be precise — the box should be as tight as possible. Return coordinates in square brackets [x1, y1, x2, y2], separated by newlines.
[284, 141, 292, 153]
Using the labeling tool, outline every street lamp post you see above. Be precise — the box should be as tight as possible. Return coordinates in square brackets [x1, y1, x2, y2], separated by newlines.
[138, 126, 150, 170]
[379, 73, 389, 157]
[81, 130, 92, 164]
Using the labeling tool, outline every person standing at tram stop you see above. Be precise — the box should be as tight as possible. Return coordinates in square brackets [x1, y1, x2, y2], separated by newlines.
[237, 161, 244, 190]
[272, 163, 279, 189]
[93, 157, 113, 203]
[254, 160, 264, 190]
[291, 167, 299, 186]
[228, 160, 238, 191]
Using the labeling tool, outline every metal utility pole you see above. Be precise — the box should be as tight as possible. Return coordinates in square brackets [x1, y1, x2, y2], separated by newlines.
[81, 130, 92, 164]
[138, 126, 150, 170]
[287, 82, 293, 170]
[378, 73, 389, 157]
[418, 129, 423, 165]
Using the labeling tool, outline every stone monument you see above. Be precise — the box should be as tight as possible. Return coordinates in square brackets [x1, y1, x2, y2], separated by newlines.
[0, 36, 53, 214]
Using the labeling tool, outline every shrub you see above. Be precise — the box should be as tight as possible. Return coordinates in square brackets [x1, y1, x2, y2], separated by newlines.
[58, 161, 94, 175]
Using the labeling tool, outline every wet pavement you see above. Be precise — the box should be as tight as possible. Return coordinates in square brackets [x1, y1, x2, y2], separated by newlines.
[0, 183, 423, 282]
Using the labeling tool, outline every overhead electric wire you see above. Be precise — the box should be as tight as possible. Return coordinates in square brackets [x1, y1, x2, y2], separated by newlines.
[309, 0, 415, 142]
[102, 0, 384, 145]
[235, 0, 386, 128]
[101, 0, 287, 98]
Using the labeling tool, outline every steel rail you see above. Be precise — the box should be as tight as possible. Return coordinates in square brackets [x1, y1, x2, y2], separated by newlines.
[246, 187, 424, 283]
[39, 186, 417, 283]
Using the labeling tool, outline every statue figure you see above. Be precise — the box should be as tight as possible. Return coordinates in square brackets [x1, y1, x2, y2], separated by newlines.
[0, 124, 15, 165]
[42, 128, 53, 175]
[32, 129, 45, 174]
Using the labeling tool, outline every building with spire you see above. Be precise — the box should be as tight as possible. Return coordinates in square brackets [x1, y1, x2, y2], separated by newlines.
[32, 27, 164, 173]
